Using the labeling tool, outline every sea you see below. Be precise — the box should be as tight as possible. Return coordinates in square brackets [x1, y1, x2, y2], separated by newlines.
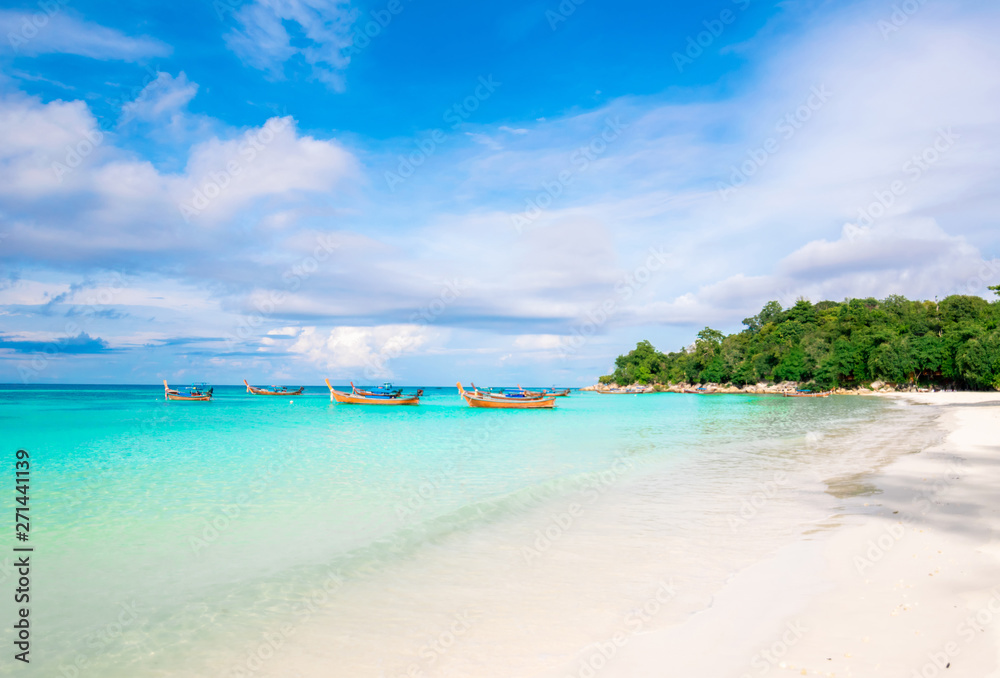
[0, 385, 941, 677]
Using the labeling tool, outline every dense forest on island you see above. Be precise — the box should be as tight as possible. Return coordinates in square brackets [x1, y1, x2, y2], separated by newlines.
[601, 291, 1000, 391]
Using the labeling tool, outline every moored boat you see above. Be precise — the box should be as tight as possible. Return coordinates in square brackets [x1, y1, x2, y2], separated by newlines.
[783, 390, 832, 398]
[457, 382, 556, 409]
[518, 385, 571, 397]
[243, 380, 304, 396]
[351, 382, 403, 397]
[325, 379, 422, 405]
[469, 384, 547, 400]
[163, 380, 213, 401]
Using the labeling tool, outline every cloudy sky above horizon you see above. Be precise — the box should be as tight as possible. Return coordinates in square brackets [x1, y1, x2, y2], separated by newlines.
[1, 0, 998, 385]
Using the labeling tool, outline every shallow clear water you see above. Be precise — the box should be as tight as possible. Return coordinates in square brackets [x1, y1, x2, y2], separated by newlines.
[0, 385, 939, 677]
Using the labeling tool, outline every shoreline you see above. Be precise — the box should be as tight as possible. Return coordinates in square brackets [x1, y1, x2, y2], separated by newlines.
[583, 382, 995, 396]
[599, 391, 1000, 677]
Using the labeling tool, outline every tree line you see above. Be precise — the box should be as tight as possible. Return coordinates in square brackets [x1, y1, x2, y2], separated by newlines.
[601, 290, 1000, 391]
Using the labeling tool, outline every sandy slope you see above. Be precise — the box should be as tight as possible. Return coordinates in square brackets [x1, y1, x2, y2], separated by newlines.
[598, 392, 1000, 678]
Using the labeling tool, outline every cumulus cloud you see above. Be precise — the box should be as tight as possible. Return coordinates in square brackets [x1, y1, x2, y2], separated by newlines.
[174, 116, 358, 224]
[0, 87, 360, 268]
[288, 325, 435, 375]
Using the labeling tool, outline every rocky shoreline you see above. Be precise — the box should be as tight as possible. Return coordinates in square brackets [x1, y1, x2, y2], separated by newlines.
[581, 380, 962, 395]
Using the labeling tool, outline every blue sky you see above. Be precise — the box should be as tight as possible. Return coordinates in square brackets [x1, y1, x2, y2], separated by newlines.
[1, 0, 998, 385]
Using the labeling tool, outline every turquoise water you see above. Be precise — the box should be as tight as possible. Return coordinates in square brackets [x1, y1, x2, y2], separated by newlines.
[0, 386, 937, 677]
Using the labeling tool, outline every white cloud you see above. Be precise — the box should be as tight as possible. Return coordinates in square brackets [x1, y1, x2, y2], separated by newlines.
[0, 89, 360, 265]
[0, 92, 105, 197]
[122, 72, 199, 122]
[638, 217, 999, 326]
[223, 0, 354, 90]
[0, 280, 71, 306]
[0, 10, 170, 61]
[175, 115, 358, 222]
[267, 326, 301, 336]
[288, 325, 435, 375]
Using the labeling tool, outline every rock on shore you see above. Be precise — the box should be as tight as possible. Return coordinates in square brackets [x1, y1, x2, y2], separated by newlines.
[584, 381, 960, 395]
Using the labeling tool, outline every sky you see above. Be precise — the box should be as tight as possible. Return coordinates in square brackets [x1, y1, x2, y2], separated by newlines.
[0, 0, 998, 386]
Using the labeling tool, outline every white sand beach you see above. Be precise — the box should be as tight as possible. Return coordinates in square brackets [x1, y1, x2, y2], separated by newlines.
[603, 392, 1000, 678]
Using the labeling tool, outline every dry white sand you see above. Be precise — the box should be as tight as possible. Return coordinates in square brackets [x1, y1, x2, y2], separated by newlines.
[599, 392, 1000, 678]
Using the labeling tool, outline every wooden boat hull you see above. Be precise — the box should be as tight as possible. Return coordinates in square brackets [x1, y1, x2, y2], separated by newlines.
[483, 393, 547, 401]
[244, 380, 304, 396]
[325, 379, 420, 405]
[783, 391, 832, 398]
[353, 388, 401, 397]
[473, 384, 547, 400]
[457, 383, 556, 409]
[333, 391, 420, 405]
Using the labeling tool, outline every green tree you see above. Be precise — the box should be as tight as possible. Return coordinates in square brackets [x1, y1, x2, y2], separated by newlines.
[774, 345, 807, 382]
[600, 295, 1000, 390]
[742, 301, 783, 332]
[956, 332, 1000, 390]
[697, 327, 725, 345]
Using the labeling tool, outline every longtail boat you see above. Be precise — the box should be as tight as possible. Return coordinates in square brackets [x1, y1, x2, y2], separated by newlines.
[164, 380, 213, 401]
[518, 385, 571, 397]
[351, 382, 403, 397]
[325, 379, 422, 405]
[470, 384, 547, 400]
[457, 382, 556, 409]
[682, 388, 724, 395]
[243, 380, 304, 396]
[783, 390, 832, 398]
